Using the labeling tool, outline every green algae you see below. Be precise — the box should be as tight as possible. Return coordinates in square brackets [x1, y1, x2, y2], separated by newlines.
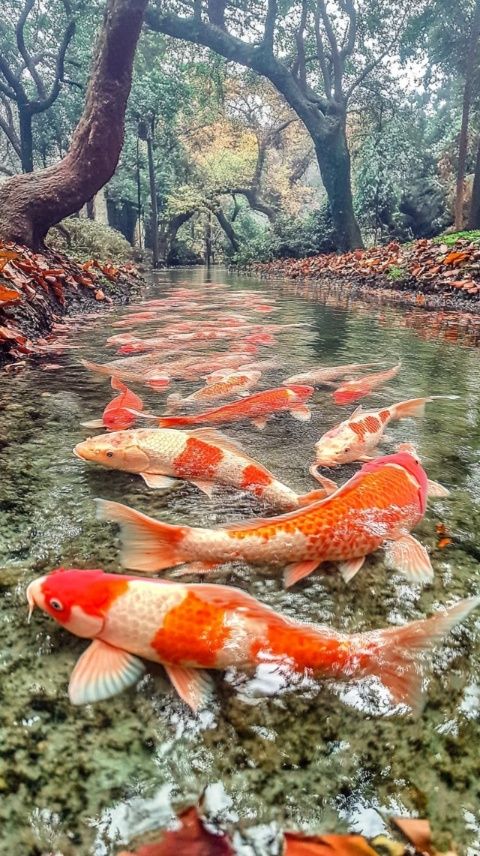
[1, 269, 480, 854]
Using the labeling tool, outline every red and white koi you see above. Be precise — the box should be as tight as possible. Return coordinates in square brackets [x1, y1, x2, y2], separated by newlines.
[312, 397, 448, 467]
[333, 363, 401, 405]
[73, 426, 325, 508]
[96, 452, 437, 587]
[167, 371, 261, 410]
[27, 568, 478, 712]
[283, 362, 380, 387]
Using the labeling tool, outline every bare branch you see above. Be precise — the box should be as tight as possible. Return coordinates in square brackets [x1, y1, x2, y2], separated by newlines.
[345, 11, 408, 101]
[34, 18, 76, 113]
[0, 76, 17, 100]
[207, 0, 225, 28]
[317, 0, 343, 99]
[292, 0, 308, 91]
[339, 0, 357, 59]
[0, 112, 21, 156]
[263, 0, 277, 54]
[0, 56, 23, 98]
[314, 6, 332, 99]
[16, 0, 47, 99]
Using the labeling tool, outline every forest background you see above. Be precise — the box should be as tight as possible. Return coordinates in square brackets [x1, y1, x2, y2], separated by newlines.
[1, 0, 480, 269]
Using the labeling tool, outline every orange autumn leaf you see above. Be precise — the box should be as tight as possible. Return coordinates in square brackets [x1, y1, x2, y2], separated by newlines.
[437, 537, 452, 549]
[443, 251, 469, 266]
[0, 284, 21, 304]
[284, 833, 378, 856]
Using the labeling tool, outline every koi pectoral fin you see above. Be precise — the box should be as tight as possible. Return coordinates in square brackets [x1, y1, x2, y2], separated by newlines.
[165, 665, 213, 711]
[189, 479, 215, 498]
[140, 473, 178, 489]
[384, 535, 434, 583]
[283, 560, 321, 588]
[338, 556, 365, 583]
[68, 639, 145, 705]
[308, 466, 339, 493]
[427, 479, 450, 498]
[251, 417, 267, 429]
[290, 405, 311, 421]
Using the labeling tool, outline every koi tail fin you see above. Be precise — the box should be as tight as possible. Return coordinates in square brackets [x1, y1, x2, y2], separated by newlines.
[390, 397, 432, 420]
[391, 395, 459, 421]
[81, 358, 113, 377]
[95, 499, 190, 573]
[352, 596, 480, 714]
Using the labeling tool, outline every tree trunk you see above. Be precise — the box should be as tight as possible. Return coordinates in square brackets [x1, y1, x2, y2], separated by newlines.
[214, 207, 240, 252]
[314, 122, 362, 252]
[19, 107, 34, 174]
[0, 0, 148, 249]
[454, 0, 480, 230]
[146, 129, 159, 268]
[468, 134, 480, 228]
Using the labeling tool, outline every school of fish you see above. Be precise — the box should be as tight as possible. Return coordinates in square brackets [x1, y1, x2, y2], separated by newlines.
[27, 281, 478, 719]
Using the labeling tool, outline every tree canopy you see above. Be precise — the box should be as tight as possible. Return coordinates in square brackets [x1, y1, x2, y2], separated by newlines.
[1, 0, 480, 258]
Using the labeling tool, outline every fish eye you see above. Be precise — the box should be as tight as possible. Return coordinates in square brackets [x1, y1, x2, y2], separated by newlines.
[106, 451, 114, 458]
[50, 598, 63, 611]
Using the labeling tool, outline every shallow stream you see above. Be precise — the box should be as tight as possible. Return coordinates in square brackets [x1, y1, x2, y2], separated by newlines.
[1, 268, 480, 855]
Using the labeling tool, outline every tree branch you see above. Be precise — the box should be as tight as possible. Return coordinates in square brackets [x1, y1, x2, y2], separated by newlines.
[0, 113, 21, 156]
[317, 0, 343, 100]
[32, 18, 76, 113]
[16, 0, 47, 99]
[0, 56, 23, 99]
[345, 12, 408, 101]
[339, 0, 357, 59]
[263, 0, 277, 54]
[292, 0, 308, 91]
[314, 6, 331, 99]
[145, 8, 329, 135]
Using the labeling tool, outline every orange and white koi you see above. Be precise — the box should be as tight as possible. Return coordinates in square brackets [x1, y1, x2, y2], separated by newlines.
[333, 363, 401, 405]
[82, 378, 144, 431]
[141, 386, 314, 430]
[73, 426, 325, 508]
[167, 371, 261, 410]
[27, 568, 478, 712]
[283, 362, 380, 386]
[312, 397, 450, 467]
[81, 356, 171, 388]
[96, 452, 437, 587]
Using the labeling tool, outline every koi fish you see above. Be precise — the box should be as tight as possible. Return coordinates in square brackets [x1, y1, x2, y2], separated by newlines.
[81, 356, 171, 388]
[312, 397, 448, 467]
[26, 568, 478, 712]
[283, 362, 380, 386]
[96, 452, 437, 587]
[140, 386, 314, 430]
[167, 371, 261, 410]
[333, 363, 401, 405]
[82, 378, 144, 431]
[73, 427, 326, 508]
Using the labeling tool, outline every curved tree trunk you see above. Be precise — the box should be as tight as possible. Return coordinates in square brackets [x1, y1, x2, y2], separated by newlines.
[0, 0, 148, 249]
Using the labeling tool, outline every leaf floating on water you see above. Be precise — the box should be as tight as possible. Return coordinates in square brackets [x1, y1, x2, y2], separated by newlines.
[389, 817, 433, 854]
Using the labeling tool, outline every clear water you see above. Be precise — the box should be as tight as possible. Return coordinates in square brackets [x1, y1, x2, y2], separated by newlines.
[1, 267, 480, 855]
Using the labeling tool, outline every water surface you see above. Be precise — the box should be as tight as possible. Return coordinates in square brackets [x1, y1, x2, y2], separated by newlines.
[1, 267, 480, 855]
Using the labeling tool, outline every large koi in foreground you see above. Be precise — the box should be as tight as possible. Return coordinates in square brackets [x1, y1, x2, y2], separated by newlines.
[26, 568, 479, 713]
[144, 386, 314, 430]
[74, 427, 326, 508]
[333, 363, 401, 405]
[96, 452, 435, 587]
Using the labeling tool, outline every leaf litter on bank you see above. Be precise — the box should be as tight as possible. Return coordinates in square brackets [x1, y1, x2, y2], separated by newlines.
[0, 240, 140, 359]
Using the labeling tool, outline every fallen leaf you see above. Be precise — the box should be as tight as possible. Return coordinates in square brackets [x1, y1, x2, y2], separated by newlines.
[0, 284, 21, 304]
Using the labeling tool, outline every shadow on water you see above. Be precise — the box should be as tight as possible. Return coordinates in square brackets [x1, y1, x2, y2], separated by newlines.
[1, 266, 480, 854]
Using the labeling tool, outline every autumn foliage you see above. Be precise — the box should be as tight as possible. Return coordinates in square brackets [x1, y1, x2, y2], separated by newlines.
[0, 242, 139, 359]
[251, 235, 480, 299]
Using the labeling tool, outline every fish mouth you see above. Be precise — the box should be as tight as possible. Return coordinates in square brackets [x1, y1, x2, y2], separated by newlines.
[73, 444, 85, 459]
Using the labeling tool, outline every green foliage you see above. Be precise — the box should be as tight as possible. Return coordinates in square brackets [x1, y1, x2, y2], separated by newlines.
[387, 265, 407, 281]
[47, 218, 135, 262]
[232, 207, 338, 265]
[433, 230, 480, 244]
